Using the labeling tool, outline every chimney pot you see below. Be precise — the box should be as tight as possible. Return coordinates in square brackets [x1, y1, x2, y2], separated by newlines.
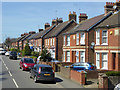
[69, 11, 77, 22]
[45, 23, 50, 29]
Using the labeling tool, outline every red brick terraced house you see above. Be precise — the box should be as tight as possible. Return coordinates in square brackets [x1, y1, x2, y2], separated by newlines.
[32, 24, 56, 52]
[43, 15, 77, 60]
[11, 38, 17, 49]
[62, 11, 113, 63]
[94, 2, 120, 71]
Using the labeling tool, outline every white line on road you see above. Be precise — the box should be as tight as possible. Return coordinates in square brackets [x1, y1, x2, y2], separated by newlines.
[12, 78, 19, 88]
[1, 56, 19, 88]
[8, 71, 12, 77]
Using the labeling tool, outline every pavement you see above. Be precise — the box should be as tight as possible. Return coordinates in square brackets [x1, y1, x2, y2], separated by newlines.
[0, 55, 84, 88]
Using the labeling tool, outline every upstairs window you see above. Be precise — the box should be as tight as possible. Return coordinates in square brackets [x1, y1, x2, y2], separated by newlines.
[50, 38, 52, 46]
[63, 36, 66, 46]
[96, 30, 100, 45]
[66, 36, 70, 46]
[76, 33, 79, 45]
[80, 32, 85, 45]
[102, 30, 108, 45]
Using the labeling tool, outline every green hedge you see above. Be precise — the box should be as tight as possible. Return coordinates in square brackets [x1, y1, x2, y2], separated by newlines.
[106, 71, 120, 76]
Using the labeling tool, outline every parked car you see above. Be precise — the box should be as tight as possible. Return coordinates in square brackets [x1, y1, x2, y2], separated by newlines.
[19, 58, 35, 71]
[0, 48, 6, 55]
[30, 64, 55, 83]
[114, 83, 120, 90]
[5, 51, 11, 56]
[9, 51, 17, 59]
[64, 62, 96, 71]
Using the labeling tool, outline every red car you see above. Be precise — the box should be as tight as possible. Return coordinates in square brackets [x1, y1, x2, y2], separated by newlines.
[19, 58, 35, 71]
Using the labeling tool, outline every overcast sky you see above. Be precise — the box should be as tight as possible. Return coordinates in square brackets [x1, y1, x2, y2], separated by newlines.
[1, 1, 116, 43]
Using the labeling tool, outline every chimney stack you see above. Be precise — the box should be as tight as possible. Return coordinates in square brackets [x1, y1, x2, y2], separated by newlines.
[104, 2, 114, 14]
[69, 11, 77, 22]
[52, 19, 56, 25]
[52, 18, 63, 25]
[38, 29, 43, 32]
[21, 34, 24, 37]
[24, 33, 29, 35]
[79, 13, 88, 23]
[114, 0, 120, 11]
[29, 31, 36, 34]
[45, 23, 50, 29]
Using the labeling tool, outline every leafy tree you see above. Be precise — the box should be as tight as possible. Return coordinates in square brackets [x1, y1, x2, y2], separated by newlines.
[23, 43, 31, 56]
[31, 51, 39, 57]
[40, 48, 51, 62]
[5, 37, 12, 49]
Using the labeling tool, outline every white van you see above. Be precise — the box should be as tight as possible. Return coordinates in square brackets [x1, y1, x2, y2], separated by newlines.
[0, 48, 6, 55]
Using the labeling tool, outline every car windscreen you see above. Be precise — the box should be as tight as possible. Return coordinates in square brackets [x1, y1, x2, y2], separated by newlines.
[41, 67, 53, 72]
[24, 58, 34, 63]
[11, 52, 17, 55]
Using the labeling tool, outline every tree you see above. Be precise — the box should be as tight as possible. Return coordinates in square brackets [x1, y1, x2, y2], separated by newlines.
[40, 48, 51, 62]
[5, 37, 12, 49]
[23, 43, 31, 56]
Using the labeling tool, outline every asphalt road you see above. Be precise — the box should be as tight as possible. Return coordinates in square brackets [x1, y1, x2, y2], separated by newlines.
[0, 55, 83, 88]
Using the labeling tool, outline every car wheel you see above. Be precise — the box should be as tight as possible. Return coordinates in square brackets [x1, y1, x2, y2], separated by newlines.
[19, 66, 21, 69]
[34, 76, 38, 83]
[30, 74, 32, 79]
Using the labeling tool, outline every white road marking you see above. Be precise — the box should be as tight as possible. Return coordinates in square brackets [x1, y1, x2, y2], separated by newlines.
[8, 71, 12, 77]
[1, 56, 19, 88]
[12, 78, 19, 88]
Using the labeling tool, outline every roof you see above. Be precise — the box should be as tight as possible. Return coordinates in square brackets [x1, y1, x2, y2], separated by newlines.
[17, 35, 26, 42]
[27, 33, 39, 40]
[33, 25, 56, 39]
[64, 14, 105, 35]
[11, 38, 17, 43]
[21, 34, 32, 41]
[44, 20, 75, 39]
[96, 11, 120, 28]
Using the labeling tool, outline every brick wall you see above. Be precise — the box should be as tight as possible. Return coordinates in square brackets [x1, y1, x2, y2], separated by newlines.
[70, 70, 86, 85]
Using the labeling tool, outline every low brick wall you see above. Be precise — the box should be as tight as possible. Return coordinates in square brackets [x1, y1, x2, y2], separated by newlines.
[85, 70, 98, 79]
[60, 66, 71, 78]
[70, 70, 86, 85]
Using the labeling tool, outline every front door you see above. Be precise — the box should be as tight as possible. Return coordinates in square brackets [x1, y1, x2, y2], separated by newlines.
[112, 53, 116, 70]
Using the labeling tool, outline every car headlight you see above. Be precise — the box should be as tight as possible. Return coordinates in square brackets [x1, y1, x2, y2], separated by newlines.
[23, 64, 27, 67]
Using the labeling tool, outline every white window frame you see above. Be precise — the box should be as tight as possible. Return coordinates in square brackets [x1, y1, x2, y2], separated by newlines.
[102, 30, 108, 45]
[96, 30, 100, 45]
[96, 53, 100, 69]
[80, 32, 85, 45]
[66, 51, 70, 62]
[63, 36, 66, 46]
[46, 39, 47, 45]
[80, 51, 85, 62]
[66, 36, 70, 46]
[50, 38, 52, 46]
[76, 33, 79, 45]
[102, 53, 108, 70]
[63, 51, 65, 62]
[76, 51, 79, 62]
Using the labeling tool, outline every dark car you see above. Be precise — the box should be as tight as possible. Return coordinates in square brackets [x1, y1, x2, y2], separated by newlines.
[19, 58, 35, 71]
[30, 64, 55, 83]
[9, 51, 17, 59]
[65, 62, 96, 71]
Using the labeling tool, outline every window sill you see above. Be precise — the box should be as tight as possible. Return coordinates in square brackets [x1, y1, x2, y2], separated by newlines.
[101, 43, 108, 46]
[80, 43, 85, 45]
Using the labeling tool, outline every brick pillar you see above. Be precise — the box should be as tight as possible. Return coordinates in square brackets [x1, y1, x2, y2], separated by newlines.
[98, 73, 108, 89]
[116, 53, 120, 71]
[80, 71, 86, 85]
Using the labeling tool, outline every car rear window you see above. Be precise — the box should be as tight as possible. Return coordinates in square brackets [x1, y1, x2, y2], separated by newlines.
[24, 58, 34, 63]
[41, 67, 53, 72]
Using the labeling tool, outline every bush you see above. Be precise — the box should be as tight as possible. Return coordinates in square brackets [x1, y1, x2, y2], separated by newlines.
[106, 71, 120, 76]
[10, 48, 17, 52]
[31, 51, 39, 57]
[22, 43, 31, 56]
[40, 48, 52, 62]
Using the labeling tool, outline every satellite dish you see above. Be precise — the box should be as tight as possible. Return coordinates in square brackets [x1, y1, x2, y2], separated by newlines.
[91, 42, 95, 46]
